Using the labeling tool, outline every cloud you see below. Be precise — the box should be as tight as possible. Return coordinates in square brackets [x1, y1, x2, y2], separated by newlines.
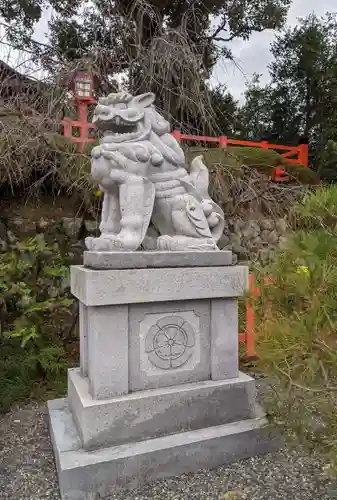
[213, 0, 336, 102]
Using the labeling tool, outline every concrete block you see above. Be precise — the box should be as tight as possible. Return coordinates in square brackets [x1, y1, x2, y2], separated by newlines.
[84, 250, 233, 269]
[71, 265, 248, 306]
[211, 298, 239, 380]
[48, 398, 280, 500]
[128, 300, 211, 391]
[68, 368, 257, 449]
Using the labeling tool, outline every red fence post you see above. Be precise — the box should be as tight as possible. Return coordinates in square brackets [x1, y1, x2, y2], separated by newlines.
[219, 136, 228, 148]
[239, 274, 259, 358]
[246, 274, 258, 357]
[172, 130, 181, 142]
[77, 100, 89, 153]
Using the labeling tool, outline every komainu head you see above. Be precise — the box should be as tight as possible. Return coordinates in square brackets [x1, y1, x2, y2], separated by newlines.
[93, 92, 170, 143]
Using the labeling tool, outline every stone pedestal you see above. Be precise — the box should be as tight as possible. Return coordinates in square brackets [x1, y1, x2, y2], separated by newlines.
[49, 251, 278, 500]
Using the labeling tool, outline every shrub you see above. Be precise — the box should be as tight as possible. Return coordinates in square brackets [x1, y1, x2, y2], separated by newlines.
[254, 185, 337, 469]
[0, 235, 78, 411]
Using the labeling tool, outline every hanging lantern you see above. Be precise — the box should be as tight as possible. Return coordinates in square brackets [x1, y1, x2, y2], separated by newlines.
[74, 72, 94, 101]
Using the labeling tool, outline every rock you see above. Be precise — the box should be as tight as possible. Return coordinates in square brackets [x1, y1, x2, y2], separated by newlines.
[0, 238, 7, 251]
[260, 219, 275, 231]
[35, 233, 46, 246]
[62, 217, 83, 240]
[227, 218, 235, 229]
[251, 236, 262, 248]
[266, 230, 279, 244]
[258, 248, 272, 264]
[218, 234, 230, 249]
[8, 217, 36, 235]
[229, 233, 241, 246]
[279, 236, 288, 249]
[48, 286, 59, 298]
[232, 244, 249, 260]
[60, 278, 71, 293]
[0, 219, 7, 239]
[260, 230, 271, 242]
[233, 218, 245, 233]
[275, 218, 288, 235]
[241, 225, 259, 240]
[36, 217, 52, 232]
[72, 240, 85, 249]
[84, 220, 99, 235]
[6, 230, 17, 244]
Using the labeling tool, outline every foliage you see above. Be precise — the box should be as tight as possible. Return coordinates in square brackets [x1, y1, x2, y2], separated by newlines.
[237, 75, 274, 141]
[253, 185, 337, 468]
[0, 0, 291, 133]
[294, 185, 337, 229]
[317, 140, 337, 183]
[0, 109, 101, 215]
[239, 13, 337, 178]
[0, 235, 77, 411]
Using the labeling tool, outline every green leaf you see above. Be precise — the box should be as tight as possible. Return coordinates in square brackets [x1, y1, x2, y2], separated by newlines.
[7, 325, 39, 347]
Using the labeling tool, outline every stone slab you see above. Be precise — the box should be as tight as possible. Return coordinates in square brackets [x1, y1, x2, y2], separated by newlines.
[71, 265, 248, 306]
[49, 397, 281, 500]
[68, 368, 257, 449]
[83, 250, 233, 269]
[86, 305, 129, 400]
[211, 298, 239, 380]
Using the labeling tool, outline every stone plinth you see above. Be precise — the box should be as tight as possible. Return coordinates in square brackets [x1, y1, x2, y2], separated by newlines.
[49, 251, 278, 500]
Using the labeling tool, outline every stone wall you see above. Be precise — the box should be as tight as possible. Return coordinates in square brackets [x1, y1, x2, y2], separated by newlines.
[0, 215, 98, 254]
[218, 217, 288, 264]
[0, 211, 288, 264]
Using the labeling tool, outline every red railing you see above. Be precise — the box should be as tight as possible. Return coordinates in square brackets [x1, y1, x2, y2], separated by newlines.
[61, 109, 309, 180]
[172, 130, 308, 182]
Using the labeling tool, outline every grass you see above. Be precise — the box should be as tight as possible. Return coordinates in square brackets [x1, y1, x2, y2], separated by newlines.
[0, 341, 73, 412]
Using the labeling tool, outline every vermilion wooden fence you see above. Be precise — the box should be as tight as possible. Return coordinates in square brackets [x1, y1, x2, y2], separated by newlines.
[172, 130, 309, 182]
[62, 110, 309, 181]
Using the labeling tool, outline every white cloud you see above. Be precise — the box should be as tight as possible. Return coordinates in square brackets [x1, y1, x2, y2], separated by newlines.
[212, 0, 337, 102]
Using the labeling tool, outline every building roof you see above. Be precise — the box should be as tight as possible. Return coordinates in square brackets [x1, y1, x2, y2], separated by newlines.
[0, 59, 47, 94]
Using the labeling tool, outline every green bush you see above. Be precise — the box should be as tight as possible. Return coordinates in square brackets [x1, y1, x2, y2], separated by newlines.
[0, 235, 77, 411]
[253, 185, 337, 469]
[317, 139, 337, 183]
[293, 185, 337, 229]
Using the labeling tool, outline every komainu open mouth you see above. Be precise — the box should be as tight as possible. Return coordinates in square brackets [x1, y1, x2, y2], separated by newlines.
[108, 119, 137, 135]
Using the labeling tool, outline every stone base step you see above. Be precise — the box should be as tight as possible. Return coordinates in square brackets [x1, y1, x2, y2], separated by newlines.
[48, 398, 280, 500]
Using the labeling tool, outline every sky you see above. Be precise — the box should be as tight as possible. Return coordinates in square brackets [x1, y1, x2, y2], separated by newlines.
[213, 0, 337, 101]
[0, 0, 336, 102]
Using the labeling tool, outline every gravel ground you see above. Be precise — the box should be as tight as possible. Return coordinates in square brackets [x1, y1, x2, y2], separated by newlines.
[0, 403, 336, 500]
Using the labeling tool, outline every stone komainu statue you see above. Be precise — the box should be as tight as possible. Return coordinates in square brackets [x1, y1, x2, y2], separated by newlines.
[85, 92, 225, 252]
